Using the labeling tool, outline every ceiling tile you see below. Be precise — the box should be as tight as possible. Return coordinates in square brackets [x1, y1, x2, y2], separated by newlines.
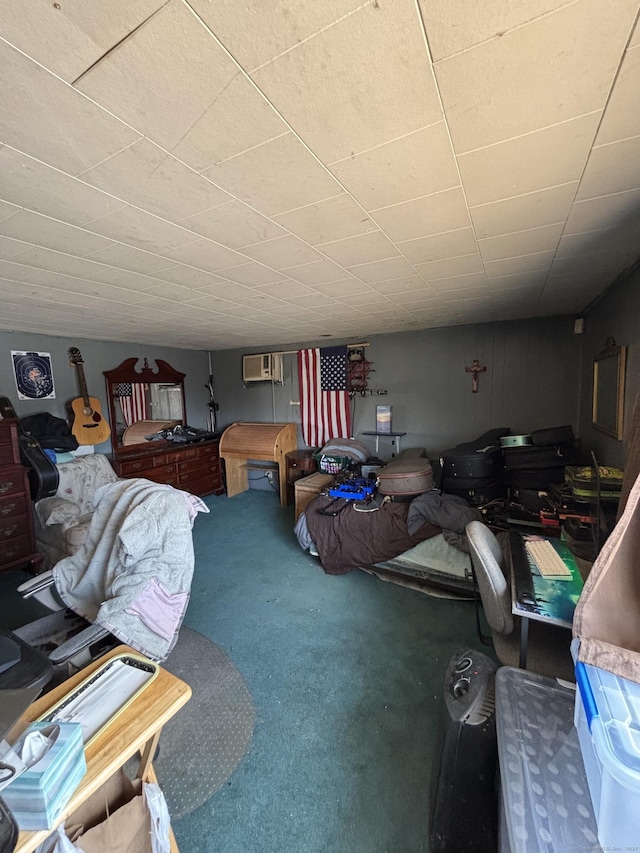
[318, 232, 399, 267]
[271, 194, 376, 244]
[312, 278, 371, 297]
[84, 242, 173, 275]
[458, 113, 601, 207]
[74, 0, 238, 152]
[240, 236, 322, 269]
[469, 183, 578, 239]
[557, 220, 640, 260]
[159, 238, 246, 272]
[186, 0, 365, 70]
[0, 210, 115, 258]
[595, 45, 640, 145]
[182, 201, 286, 248]
[372, 187, 471, 242]
[0, 0, 167, 83]
[419, 272, 487, 292]
[387, 287, 440, 305]
[435, 0, 638, 153]
[253, 280, 313, 299]
[369, 275, 432, 295]
[478, 223, 564, 262]
[575, 136, 640, 200]
[216, 262, 286, 286]
[281, 259, 350, 285]
[0, 147, 127, 226]
[90, 267, 162, 291]
[80, 139, 231, 221]
[0, 260, 56, 285]
[203, 134, 341, 216]
[486, 271, 548, 291]
[85, 205, 198, 254]
[399, 227, 479, 265]
[170, 75, 289, 171]
[153, 266, 228, 289]
[564, 188, 640, 234]
[414, 253, 484, 281]
[0, 201, 21, 222]
[329, 123, 459, 210]
[251, 0, 441, 163]
[419, 0, 572, 62]
[0, 236, 33, 260]
[483, 250, 556, 277]
[347, 257, 415, 283]
[5, 246, 110, 281]
[0, 40, 141, 177]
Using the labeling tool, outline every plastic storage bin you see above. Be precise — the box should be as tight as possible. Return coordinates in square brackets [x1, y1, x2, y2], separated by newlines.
[574, 659, 640, 848]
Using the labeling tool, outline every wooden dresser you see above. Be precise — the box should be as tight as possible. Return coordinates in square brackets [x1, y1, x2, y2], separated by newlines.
[111, 438, 225, 498]
[0, 418, 42, 574]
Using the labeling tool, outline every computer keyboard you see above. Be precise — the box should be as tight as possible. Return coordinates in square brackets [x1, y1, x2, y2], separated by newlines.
[525, 539, 573, 579]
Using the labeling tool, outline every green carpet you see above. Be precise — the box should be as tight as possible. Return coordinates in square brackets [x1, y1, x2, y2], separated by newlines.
[174, 489, 486, 853]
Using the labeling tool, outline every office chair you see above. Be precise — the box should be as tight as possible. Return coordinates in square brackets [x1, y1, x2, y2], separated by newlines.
[466, 521, 575, 681]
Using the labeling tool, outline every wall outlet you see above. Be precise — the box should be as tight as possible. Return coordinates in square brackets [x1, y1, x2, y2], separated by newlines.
[266, 470, 275, 481]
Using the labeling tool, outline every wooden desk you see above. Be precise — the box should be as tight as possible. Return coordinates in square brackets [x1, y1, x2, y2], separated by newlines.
[9, 645, 191, 853]
[509, 532, 583, 668]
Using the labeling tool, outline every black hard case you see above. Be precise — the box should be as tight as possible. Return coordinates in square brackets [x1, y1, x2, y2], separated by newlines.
[503, 442, 579, 470]
[530, 425, 575, 446]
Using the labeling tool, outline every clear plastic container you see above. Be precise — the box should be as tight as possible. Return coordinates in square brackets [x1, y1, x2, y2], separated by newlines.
[574, 659, 640, 848]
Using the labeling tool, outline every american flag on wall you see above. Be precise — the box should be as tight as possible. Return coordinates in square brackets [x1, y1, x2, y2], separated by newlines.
[115, 382, 148, 426]
[297, 346, 351, 447]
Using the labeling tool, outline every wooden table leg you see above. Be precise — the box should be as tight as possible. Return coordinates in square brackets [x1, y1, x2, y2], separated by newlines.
[137, 729, 161, 781]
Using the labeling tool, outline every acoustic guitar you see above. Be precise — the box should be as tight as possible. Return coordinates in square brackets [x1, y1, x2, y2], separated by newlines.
[0, 396, 59, 500]
[69, 347, 111, 445]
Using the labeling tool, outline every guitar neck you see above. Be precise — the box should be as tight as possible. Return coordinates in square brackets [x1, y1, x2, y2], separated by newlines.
[76, 364, 91, 407]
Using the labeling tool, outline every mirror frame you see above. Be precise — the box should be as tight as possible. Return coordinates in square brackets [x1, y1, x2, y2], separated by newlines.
[103, 357, 187, 450]
[592, 337, 627, 440]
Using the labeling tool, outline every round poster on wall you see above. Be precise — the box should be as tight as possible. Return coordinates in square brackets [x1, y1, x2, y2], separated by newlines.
[11, 350, 56, 400]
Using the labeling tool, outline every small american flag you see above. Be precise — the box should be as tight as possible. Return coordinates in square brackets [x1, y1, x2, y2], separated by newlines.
[116, 383, 148, 426]
[298, 346, 351, 447]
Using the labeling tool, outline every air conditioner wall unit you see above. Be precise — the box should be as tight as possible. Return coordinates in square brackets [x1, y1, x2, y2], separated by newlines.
[242, 353, 283, 383]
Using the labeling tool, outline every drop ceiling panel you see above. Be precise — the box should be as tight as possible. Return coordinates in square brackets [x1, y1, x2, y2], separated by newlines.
[202, 133, 342, 216]
[0, 41, 141, 177]
[216, 262, 286, 286]
[80, 139, 232, 221]
[435, 0, 638, 153]
[159, 238, 245, 272]
[271, 195, 376, 245]
[575, 136, 640, 200]
[477, 223, 564, 263]
[182, 202, 286, 249]
[74, 0, 238, 151]
[6, 246, 110, 281]
[84, 205, 198, 254]
[398, 227, 479, 265]
[84, 242, 174, 275]
[329, 123, 459, 210]
[594, 45, 640, 145]
[239, 235, 323, 269]
[0, 210, 115, 258]
[414, 253, 484, 281]
[318, 232, 399, 267]
[564, 188, 640, 234]
[347, 256, 415, 283]
[0, 236, 33, 260]
[469, 184, 578, 239]
[458, 113, 601, 207]
[372, 188, 471, 243]
[280, 259, 350, 286]
[0, 201, 21, 222]
[419, 0, 571, 62]
[0, 148, 127, 226]
[0, 0, 167, 82]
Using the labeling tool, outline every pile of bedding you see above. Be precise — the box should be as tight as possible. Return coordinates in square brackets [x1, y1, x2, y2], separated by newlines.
[296, 490, 481, 576]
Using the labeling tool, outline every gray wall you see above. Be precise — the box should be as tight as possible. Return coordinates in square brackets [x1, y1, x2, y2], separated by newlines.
[579, 262, 640, 468]
[210, 315, 583, 462]
[0, 330, 211, 452]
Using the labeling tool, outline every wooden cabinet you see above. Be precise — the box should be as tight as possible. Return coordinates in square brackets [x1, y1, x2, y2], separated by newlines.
[0, 419, 42, 574]
[111, 438, 224, 497]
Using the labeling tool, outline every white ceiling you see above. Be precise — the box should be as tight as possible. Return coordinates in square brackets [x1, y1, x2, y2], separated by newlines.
[1, 0, 640, 350]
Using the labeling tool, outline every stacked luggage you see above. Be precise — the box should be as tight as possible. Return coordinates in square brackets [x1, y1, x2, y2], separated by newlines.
[439, 429, 508, 505]
[502, 425, 580, 491]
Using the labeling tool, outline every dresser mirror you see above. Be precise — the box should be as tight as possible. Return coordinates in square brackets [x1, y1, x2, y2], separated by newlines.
[104, 358, 187, 449]
[592, 338, 626, 440]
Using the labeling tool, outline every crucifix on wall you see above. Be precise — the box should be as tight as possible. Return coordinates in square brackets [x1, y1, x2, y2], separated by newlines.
[465, 359, 486, 393]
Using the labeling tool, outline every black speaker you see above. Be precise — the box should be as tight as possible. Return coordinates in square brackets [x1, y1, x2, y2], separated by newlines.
[429, 648, 499, 853]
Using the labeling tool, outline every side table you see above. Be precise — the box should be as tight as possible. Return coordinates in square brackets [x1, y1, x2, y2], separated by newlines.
[285, 450, 318, 505]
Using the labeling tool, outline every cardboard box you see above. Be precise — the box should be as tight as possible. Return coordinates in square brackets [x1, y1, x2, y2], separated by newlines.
[2, 720, 86, 830]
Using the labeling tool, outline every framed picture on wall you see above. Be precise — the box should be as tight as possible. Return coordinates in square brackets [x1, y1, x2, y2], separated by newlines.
[376, 405, 392, 433]
[11, 350, 56, 400]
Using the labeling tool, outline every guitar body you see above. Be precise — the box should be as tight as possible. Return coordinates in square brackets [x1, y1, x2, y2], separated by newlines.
[0, 396, 59, 501]
[69, 348, 111, 446]
[70, 396, 111, 445]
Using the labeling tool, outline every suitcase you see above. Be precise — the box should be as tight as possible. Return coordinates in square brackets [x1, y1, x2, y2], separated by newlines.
[503, 442, 579, 470]
[565, 465, 624, 500]
[440, 446, 503, 481]
[508, 487, 551, 512]
[441, 480, 506, 504]
[440, 473, 498, 490]
[505, 468, 567, 489]
[530, 424, 575, 446]
[376, 458, 434, 496]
